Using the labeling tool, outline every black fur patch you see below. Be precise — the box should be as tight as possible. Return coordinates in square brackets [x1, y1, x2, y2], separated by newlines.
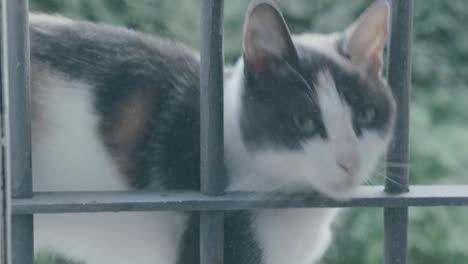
[30, 20, 201, 190]
[239, 43, 395, 152]
[295, 44, 396, 137]
[178, 211, 263, 264]
[241, 55, 325, 151]
[225, 211, 263, 264]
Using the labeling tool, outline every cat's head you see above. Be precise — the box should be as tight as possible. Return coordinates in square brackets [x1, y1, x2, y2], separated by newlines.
[237, 0, 396, 199]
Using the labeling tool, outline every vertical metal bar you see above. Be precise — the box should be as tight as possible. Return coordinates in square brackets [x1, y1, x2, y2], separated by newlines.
[385, 0, 412, 193]
[0, 2, 4, 260]
[1, 140, 6, 263]
[384, 0, 413, 264]
[1, 157, 4, 263]
[384, 208, 408, 264]
[200, 0, 224, 264]
[2, 0, 33, 264]
[200, 0, 224, 196]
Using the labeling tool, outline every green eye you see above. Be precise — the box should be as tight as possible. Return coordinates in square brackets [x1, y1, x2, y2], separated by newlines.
[293, 115, 317, 135]
[356, 107, 376, 127]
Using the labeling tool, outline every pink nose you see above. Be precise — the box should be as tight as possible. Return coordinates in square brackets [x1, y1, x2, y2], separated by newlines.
[337, 156, 359, 176]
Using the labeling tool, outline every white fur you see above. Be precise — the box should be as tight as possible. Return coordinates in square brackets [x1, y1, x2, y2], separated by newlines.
[254, 209, 339, 264]
[293, 33, 351, 70]
[35, 212, 187, 264]
[224, 60, 252, 190]
[293, 33, 369, 78]
[314, 71, 360, 192]
[32, 77, 127, 192]
[224, 57, 390, 263]
[32, 77, 188, 264]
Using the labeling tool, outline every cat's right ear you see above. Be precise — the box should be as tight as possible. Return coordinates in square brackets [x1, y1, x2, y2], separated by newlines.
[342, 0, 389, 75]
[242, 0, 298, 77]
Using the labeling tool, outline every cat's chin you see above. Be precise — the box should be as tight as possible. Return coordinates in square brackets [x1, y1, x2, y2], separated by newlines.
[314, 183, 358, 201]
[322, 190, 354, 201]
[281, 180, 357, 201]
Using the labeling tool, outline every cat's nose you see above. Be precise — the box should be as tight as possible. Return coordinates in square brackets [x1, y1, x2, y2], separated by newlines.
[337, 155, 359, 176]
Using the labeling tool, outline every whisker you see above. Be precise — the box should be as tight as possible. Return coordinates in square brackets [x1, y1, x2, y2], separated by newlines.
[385, 161, 410, 165]
[374, 171, 405, 187]
[383, 177, 405, 187]
[306, 90, 316, 105]
[384, 162, 411, 168]
[375, 169, 408, 178]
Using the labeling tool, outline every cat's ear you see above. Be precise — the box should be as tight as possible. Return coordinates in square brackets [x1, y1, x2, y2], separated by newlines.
[242, 0, 298, 76]
[343, 0, 389, 75]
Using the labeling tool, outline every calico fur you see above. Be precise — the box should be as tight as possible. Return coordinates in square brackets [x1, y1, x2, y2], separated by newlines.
[11, 1, 396, 263]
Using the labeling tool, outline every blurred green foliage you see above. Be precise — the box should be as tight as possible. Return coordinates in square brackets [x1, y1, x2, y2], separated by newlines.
[35, 252, 83, 264]
[30, 0, 468, 263]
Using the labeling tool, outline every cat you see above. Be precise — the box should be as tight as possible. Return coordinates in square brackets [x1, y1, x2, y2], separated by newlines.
[21, 0, 396, 263]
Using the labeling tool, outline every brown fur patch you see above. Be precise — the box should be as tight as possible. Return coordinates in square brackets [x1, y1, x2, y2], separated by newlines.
[112, 93, 151, 153]
[108, 90, 155, 174]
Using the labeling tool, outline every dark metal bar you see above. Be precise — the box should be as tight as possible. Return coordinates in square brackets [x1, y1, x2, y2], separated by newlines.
[12, 217, 33, 264]
[0, 5, 5, 262]
[200, 0, 224, 263]
[384, 0, 413, 263]
[11, 185, 468, 214]
[0, 149, 5, 264]
[1, 0, 33, 264]
[385, 0, 412, 193]
[384, 208, 408, 264]
[200, 0, 225, 195]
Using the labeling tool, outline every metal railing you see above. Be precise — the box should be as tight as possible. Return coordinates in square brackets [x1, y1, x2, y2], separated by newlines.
[2, 0, 466, 264]
[2, 0, 33, 263]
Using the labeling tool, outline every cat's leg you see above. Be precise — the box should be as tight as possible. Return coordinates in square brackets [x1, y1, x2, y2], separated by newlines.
[253, 208, 339, 264]
[34, 211, 189, 264]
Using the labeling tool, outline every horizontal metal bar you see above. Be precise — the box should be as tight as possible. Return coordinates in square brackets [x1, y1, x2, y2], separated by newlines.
[12, 185, 468, 214]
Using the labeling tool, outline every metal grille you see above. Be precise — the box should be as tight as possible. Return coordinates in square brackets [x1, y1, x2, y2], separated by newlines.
[2, 0, 466, 264]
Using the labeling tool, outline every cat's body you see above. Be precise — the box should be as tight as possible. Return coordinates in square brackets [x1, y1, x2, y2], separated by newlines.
[30, 14, 197, 264]
[21, 1, 395, 264]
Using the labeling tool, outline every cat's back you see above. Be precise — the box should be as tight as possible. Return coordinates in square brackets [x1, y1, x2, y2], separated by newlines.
[29, 14, 201, 192]
[29, 13, 200, 88]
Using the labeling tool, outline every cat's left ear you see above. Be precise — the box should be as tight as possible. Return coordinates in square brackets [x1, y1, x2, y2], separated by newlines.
[243, 0, 298, 76]
[342, 0, 389, 75]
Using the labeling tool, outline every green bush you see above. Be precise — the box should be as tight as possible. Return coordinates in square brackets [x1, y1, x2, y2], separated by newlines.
[35, 252, 84, 264]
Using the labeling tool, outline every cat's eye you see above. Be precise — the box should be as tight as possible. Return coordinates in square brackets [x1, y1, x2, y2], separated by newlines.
[356, 107, 377, 127]
[293, 115, 317, 135]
